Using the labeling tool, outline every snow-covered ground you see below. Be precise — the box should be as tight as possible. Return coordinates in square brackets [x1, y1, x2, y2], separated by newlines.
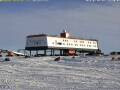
[0, 56, 120, 90]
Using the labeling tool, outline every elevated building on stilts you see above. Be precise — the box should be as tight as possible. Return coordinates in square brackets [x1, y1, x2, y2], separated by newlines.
[25, 30, 101, 56]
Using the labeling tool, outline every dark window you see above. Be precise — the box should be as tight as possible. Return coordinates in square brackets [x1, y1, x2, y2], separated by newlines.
[57, 42, 62, 45]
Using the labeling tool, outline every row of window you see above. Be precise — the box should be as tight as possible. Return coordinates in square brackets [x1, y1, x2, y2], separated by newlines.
[52, 42, 97, 47]
[27, 39, 97, 48]
[62, 39, 96, 44]
[27, 40, 46, 46]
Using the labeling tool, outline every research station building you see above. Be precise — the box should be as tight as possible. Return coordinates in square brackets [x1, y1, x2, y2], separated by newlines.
[25, 30, 101, 56]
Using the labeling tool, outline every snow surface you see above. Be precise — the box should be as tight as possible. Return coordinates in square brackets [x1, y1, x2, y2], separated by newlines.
[0, 56, 120, 90]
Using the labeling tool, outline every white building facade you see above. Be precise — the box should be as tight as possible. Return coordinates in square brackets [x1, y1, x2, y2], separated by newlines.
[25, 31, 100, 56]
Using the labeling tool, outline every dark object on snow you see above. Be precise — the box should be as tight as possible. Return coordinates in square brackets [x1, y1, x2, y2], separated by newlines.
[110, 52, 120, 55]
[118, 57, 120, 60]
[111, 57, 115, 60]
[4, 58, 10, 61]
[111, 56, 120, 61]
[72, 56, 75, 59]
[25, 55, 30, 58]
[54, 57, 61, 61]
[0, 57, 10, 62]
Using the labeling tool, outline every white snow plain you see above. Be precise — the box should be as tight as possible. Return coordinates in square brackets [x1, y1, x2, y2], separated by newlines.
[0, 56, 120, 90]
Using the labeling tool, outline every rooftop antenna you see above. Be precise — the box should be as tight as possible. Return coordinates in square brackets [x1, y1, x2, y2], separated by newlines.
[63, 25, 68, 33]
[63, 29, 66, 33]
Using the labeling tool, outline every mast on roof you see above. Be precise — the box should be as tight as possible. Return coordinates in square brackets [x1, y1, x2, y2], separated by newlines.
[60, 28, 70, 38]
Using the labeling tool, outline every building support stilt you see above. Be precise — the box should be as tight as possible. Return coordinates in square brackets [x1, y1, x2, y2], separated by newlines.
[30, 50, 31, 56]
[51, 49, 52, 56]
[60, 50, 62, 56]
[53, 50, 55, 56]
[36, 50, 38, 56]
[44, 50, 46, 56]
[63, 50, 65, 56]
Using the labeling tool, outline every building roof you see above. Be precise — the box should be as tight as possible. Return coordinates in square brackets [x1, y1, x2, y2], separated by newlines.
[27, 34, 47, 38]
[27, 34, 98, 41]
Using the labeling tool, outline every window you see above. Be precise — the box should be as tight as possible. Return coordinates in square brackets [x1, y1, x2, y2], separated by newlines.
[80, 41, 84, 43]
[75, 44, 78, 46]
[36, 42, 39, 45]
[93, 41, 96, 44]
[57, 42, 62, 45]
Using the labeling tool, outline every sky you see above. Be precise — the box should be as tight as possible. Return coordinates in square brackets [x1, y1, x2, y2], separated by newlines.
[0, 0, 120, 54]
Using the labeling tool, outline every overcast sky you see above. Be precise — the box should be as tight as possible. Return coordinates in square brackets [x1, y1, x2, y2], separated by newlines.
[0, 0, 120, 54]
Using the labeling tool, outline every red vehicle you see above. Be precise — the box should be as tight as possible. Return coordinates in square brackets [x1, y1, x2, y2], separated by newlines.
[64, 49, 77, 56]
